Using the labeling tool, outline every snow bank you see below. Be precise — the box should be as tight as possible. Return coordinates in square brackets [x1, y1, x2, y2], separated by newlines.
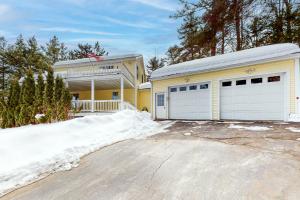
[0, 110, 167, 196]
[286, 127, 300, 133]
[288, 114, 300, 122]
[228, 124, 271, 131]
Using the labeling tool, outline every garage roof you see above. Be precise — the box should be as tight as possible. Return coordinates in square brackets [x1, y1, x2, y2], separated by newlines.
[151, 43, 300, 80]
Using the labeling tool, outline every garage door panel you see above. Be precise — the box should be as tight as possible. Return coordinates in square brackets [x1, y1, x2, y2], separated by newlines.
[221, 74, 284, 120]
[169, 83, 210, 120]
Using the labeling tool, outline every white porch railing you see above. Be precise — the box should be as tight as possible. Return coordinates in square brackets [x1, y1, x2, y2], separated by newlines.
[72, 100, 136, 112]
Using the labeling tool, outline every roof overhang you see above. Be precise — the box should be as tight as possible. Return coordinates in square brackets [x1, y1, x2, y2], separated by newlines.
[151, 53, 300, 81]
[53, 54, 143, 69]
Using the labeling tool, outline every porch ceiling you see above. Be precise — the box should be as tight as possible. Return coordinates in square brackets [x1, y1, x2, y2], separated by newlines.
[68, 79, 133, 91]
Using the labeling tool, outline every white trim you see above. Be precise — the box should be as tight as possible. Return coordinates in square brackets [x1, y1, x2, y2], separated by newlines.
[155, 92, 167, 119]
[294, 58, 300, 114]
[91, 79, 95, 112]
[134, 61, 138, 107]
[120, 76, 124, 110]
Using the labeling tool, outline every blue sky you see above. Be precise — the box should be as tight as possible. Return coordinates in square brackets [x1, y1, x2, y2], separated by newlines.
[0, 0, 181, 61]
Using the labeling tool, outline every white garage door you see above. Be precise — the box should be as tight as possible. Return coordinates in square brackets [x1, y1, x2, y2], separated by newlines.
[169, 83, 211, 120]
[220, 74, 285, 120]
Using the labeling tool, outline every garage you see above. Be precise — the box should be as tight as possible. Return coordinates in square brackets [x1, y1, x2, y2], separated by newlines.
[220, 73, 285, 120]
[168, 82, 211, 120]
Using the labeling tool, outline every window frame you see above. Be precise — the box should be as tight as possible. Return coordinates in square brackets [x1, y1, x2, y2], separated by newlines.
[200, 84, 209, 89]
[189, 85, 197, 90]
[170, 87, 177, 92]
[156, 94, 164, 107]
[251, 77, 263, 84]
[222, 81, 232, 87]
[179, 86, 187, 92]
[268, 76, 281, 83]
[236, 79, 247, 86]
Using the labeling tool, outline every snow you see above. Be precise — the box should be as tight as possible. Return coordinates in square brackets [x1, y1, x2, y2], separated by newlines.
[288, 114, 300, 122]
[53, 54, 141, 67]
[228, 124, 271, 131]
[0, 110, 168, 196]
[151, 43, 300, 79]
[139, 82, 151, 89]
[35, 114, 45, 120]
[286, 127, 300, 133]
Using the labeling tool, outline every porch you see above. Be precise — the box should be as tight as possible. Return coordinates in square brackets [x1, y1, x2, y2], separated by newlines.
[57, 67, 137, 114]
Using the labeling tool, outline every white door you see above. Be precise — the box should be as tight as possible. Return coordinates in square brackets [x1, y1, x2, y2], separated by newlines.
[169, 83, 211, 120]
[220, 74, 285, 120]
[155, 93, 167, 119]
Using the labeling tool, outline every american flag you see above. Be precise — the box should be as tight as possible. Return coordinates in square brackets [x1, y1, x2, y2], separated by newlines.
[87, 53, 102, 62]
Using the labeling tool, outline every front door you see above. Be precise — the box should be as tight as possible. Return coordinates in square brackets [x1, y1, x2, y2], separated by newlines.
[155, 93, 167, 119]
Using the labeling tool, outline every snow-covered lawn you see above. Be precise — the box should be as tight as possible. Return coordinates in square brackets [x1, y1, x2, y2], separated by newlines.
[0, 110, 167, 196]
[228, 124, 271, 131]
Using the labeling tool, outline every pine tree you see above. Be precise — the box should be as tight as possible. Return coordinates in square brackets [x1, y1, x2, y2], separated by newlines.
[58, 85, 72, 121]
[44, 36, 61, 65]
[53, 76, 64, 120]
[2, 78, 21, 127]
[35, 71, 45, 113]
[44, 69, 55, 122]
[18, 70, 35, 125]
[146, 57, 166, 76]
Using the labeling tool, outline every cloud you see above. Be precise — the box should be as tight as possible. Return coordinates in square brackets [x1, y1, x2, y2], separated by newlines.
[103, 16, 157, 29]
[129, 0, 178, 11]
[39, 27, 121, 36]
[0, 4, 19, 22]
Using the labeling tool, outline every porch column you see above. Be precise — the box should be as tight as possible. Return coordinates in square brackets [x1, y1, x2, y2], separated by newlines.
[91, 79, 95, 112]
[295, 58, 300, 114]
[134, 62, 138, 107]
[120, 76, 124, 110]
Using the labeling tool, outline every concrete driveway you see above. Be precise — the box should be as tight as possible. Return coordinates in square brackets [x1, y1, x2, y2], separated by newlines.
[2, 121, 300, 200]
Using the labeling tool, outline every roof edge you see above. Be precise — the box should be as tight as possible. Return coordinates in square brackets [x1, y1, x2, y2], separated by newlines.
[151, 53, 300, 81]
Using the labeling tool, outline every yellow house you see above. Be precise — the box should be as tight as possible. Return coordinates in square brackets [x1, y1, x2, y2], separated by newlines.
[53, 54, 150, 115]
[151, 43, 300, 121]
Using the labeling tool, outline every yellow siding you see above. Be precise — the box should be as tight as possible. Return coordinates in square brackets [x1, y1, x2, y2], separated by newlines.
[138, 89, 151, 112]
[152, 59, 296, 120]
[73, 89, 135, 105]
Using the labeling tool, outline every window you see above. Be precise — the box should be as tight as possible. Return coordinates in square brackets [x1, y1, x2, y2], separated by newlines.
[157, 94, 164, 106]
[170, 88, 177, 92]
[222, 81, 232, 87]
[200, 84, 209, 89]
[112, 92, 119, 100]
[236, 80, 246, 85]
[189, 85, 197, 90]
[268, 76, 280, 82]
[136, 65, 139, 80]
[180, 86, 187, 91]
[251, 78, 263, 84]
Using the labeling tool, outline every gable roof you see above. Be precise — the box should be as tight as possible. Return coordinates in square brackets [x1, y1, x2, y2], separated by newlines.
[53, 54, 143, 68]
[151, 43, 300, 80]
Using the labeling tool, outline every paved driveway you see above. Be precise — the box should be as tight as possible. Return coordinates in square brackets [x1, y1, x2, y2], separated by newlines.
[2, 121, 300, 200]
